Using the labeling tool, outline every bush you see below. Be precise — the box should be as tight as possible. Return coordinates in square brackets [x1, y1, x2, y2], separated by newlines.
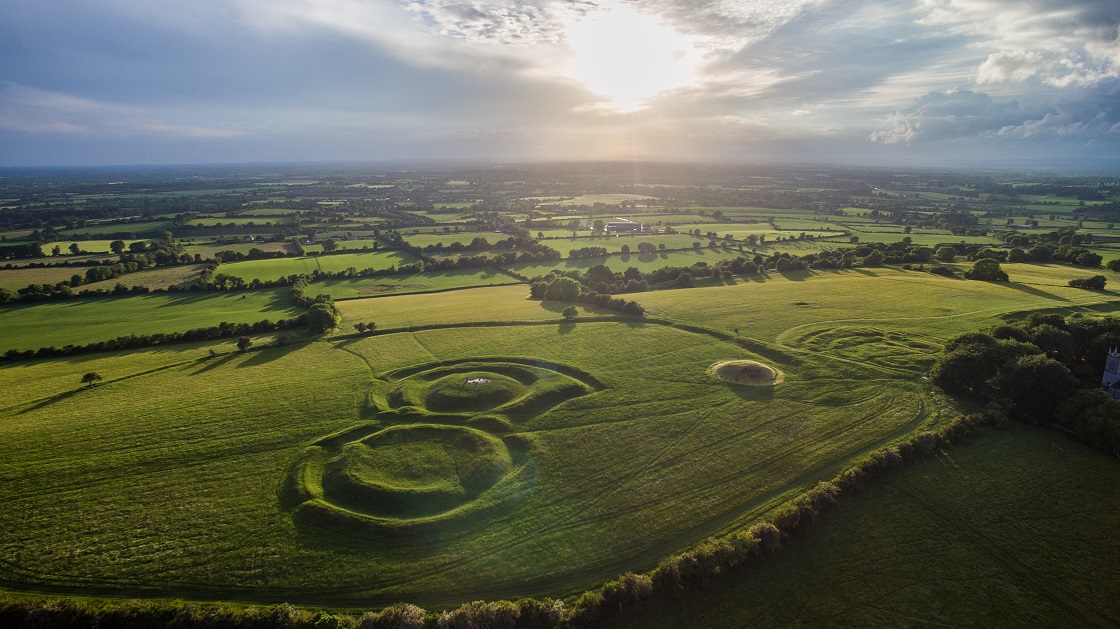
[1069, 275, 1106, 290]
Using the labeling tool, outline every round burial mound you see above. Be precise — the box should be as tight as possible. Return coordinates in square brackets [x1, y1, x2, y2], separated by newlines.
[322, 425, 513, 518]
[424, 372, 525, 412]
[709, 360, 784, 386]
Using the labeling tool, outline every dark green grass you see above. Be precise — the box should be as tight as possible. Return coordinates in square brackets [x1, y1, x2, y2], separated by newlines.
[0, 289, 300, 353]
[609, 425, 1120, 628]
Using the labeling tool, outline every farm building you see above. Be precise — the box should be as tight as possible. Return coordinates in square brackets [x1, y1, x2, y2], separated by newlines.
[607, 221, 645, 232]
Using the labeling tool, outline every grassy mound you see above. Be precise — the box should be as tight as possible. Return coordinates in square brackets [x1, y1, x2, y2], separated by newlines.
[322, 425, 513, 518]
[710, 360, 784, 386]
[425, 372, 526, 412]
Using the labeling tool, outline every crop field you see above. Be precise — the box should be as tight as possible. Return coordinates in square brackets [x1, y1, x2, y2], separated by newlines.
[611, 424, 1120, 627]
[0, 289, 300, 352]
[218, 251, 417, 281]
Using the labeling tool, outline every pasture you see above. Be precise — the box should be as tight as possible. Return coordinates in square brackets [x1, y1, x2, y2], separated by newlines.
[311, 268, 521, 300]
[217, 251, 417, 282]
[611, 425, 1120, 627]
[0, 320, 932, 607]
[0, 289, 300, 353]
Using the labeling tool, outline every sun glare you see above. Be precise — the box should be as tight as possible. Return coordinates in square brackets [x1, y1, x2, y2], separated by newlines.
[562, 3, 704, 111]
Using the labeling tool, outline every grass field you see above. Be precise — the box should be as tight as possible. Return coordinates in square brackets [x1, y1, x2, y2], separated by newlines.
[0, 265, 91, 290]
[610, 424, 1120, 627]
[2, 257, 1119, 612]
[311, 268, 521, 300]
[0, 290, 300, 352]
[79, 264, 205, 292]
[0, 321, 932, 607]
[218, 251, 416, 281]
[507, 249, 748, 277]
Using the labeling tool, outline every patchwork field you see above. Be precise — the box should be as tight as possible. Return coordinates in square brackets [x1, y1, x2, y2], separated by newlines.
[218, 251, 417, 282]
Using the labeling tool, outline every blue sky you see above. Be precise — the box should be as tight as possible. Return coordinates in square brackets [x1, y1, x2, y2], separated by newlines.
[1, 0, 1118, 166]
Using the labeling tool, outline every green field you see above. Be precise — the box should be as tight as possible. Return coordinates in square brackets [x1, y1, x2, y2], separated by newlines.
[3, 165, 1120, 622]
[508, 249, 748, 277]
[218, 251, 417, 281]
[311, 268, 522, 300]
[0, 319, 933, 607]
[0, 290, 300, 352]
[611, 424, 1120, 627]
[0, 265, 91, 290]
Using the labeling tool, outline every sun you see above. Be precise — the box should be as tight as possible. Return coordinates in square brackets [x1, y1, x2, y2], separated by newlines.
[561, 3, 704, 111]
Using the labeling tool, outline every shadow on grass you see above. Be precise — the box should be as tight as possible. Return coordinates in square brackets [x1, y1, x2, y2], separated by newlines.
[1002, 281, 1070, 301]
[235, 344, 301, 368]
[19, 387, 86, 415]
[190, 353, 237, 375]
[726, 383, 776, 402]
[777, 269, 813, 282]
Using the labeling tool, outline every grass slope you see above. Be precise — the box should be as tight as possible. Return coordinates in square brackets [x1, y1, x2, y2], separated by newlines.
[610, 425, 1120, 628]
[0, 290, 300, 352]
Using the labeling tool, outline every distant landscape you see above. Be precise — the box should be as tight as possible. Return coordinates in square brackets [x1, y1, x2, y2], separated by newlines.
[1, 162, 1119, 626]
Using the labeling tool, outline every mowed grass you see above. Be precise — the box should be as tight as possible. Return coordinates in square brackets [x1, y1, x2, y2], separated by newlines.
[335, 285, 578, 328]
[508, 249, 746, 277]
[218, 251, 416, 282]
[3, 262, 1119, 610]
[610, 425, 1120, 628]
[79, 264, 205, 292]
[636, 264, 1120, 352]
[312, 268, 521, 300]
[0, 289, 300, 352]
[0, 322, 931, 607]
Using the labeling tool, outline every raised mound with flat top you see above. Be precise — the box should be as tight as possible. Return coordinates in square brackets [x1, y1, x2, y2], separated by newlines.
[709, 360, 784, 386]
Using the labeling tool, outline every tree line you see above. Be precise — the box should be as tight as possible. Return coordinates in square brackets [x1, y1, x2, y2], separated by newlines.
[931, 313, 1120, 455]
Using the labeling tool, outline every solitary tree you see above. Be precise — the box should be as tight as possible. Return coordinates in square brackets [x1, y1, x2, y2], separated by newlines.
[81, 372, 103, 388]
[237, 336, 253, 352]
[354, 322, 367, 334]
[307, 302, 342, 334]
[110, 240, 126, 254]
[562, 306, 578, 320]
[322, 238, 339, 253]
[965, 259, 1009, 281]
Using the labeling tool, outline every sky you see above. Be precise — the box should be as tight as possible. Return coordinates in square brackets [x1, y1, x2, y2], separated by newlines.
[1, 0, 1119, 167]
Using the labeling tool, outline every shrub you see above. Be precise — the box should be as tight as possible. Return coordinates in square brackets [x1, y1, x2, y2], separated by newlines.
[1069, 275, 1106, 290]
